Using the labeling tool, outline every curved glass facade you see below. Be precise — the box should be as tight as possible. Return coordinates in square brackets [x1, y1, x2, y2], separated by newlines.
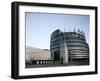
[50, 29, 89, 63]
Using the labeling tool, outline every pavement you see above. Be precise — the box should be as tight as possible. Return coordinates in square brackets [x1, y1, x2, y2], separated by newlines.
[26, 61, 89, 68]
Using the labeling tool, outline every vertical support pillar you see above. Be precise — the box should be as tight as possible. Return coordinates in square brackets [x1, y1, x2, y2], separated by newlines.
[60, 33, 68, 64]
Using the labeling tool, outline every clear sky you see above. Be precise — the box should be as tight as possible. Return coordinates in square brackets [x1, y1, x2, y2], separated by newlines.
[26, 12, 89, 50]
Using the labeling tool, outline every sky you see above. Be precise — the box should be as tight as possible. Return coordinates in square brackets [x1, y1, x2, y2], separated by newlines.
[25, 12, 89, 50]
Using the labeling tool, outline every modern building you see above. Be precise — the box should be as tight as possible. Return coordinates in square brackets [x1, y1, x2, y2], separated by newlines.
[50, 29, 89, 64]
[25, 46, 52, 65]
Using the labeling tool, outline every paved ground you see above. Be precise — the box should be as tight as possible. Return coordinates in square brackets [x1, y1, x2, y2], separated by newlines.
[26, 61, 89, 68]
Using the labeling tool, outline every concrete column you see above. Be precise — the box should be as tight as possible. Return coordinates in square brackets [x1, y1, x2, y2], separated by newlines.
[40, 61, 42, 64]
[43, 61, 45, 64]
[37, 61, 39, 64]
[60, 34, 68, 64]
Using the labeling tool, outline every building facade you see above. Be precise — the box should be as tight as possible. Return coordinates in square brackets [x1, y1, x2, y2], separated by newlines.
[25, 46, 52, 65]
[50, 29, 89, 64]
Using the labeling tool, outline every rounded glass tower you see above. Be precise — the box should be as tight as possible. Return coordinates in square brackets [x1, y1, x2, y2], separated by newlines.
[50, 29, 89, 65]
[65, 32, 89, 62]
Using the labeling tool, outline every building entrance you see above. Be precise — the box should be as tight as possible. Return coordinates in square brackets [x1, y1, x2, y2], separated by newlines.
[54, 51, 60, 61]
